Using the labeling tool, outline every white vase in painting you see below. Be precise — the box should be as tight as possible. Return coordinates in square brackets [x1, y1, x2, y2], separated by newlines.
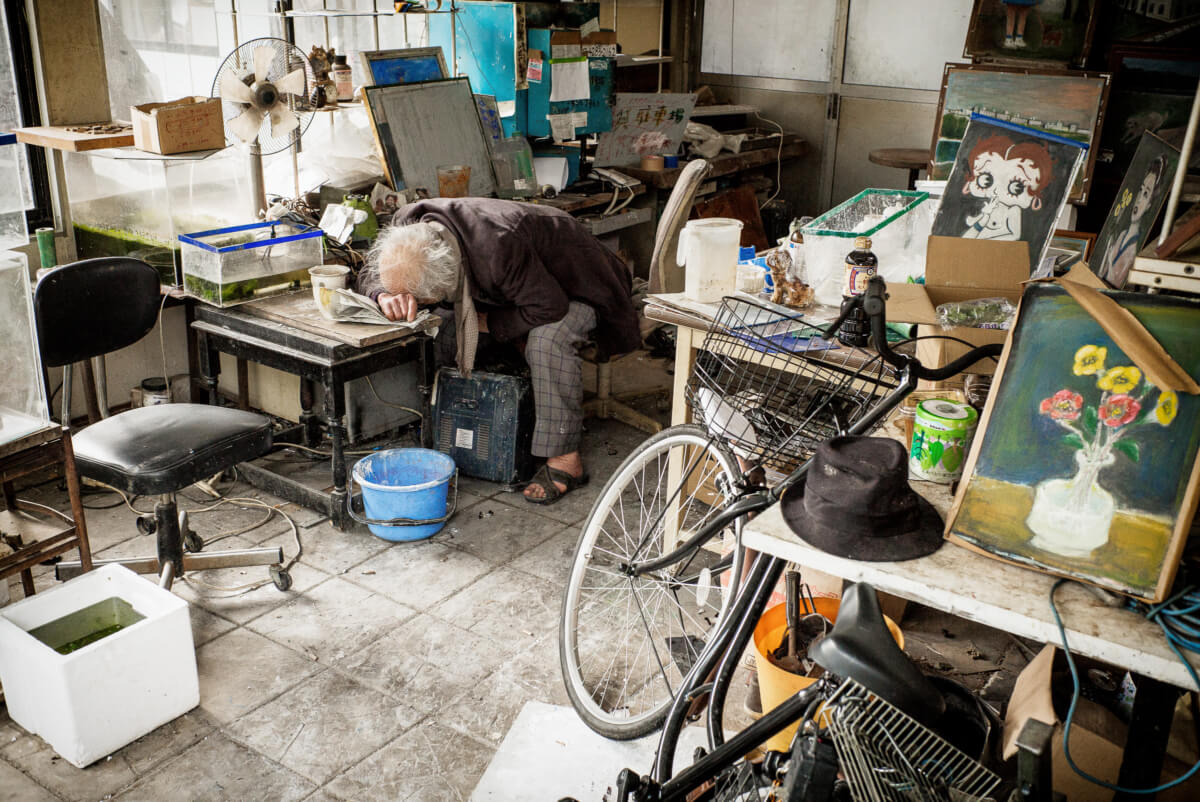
[1026, 449, 1117, 557]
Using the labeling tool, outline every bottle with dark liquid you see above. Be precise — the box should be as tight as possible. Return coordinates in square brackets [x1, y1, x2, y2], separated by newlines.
[837, 236, 877, 347]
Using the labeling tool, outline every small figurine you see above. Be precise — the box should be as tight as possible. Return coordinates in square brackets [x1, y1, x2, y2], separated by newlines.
[766, 249, 814, 309]
[307, 45, 339, 109]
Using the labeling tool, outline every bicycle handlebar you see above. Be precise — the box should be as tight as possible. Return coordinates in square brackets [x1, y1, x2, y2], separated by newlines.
[852, 276, 1003, 381]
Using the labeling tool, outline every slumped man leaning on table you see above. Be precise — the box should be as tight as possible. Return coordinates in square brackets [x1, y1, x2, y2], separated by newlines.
[358, 197, 642, 504]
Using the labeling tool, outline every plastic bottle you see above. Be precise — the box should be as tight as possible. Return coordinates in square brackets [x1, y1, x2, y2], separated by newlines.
[785, 216, 812, 283]
[331, 55, 354, 102]
[837, 236, 877, 347]
[491, 135, 537, 198]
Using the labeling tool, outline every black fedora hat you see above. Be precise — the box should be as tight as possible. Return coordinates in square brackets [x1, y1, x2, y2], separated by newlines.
[781, 436, 944, 561]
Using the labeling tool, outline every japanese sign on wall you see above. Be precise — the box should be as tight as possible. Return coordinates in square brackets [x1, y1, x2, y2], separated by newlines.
[594, 92, 697, 167]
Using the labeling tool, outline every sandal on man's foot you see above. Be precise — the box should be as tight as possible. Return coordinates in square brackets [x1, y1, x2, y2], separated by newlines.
[523, 463, 589, 505]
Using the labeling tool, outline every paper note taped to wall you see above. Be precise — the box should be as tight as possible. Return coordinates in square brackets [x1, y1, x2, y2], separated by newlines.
[570, 111, 588, 130]
[527, 58, 543, 83]
[497, 100, 517, 118]
[549, 58, 590, 102]
[547, 113, 575, 143]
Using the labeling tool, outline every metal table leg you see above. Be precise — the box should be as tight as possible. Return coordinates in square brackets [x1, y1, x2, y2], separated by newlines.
[324, 377, 350, 529]
[1113, 674, 1180, 801]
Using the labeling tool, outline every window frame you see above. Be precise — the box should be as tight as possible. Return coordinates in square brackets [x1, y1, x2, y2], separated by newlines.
[4, 0, 52, 232]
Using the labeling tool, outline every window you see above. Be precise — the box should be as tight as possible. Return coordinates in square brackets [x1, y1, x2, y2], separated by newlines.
[2, 0, 52, 231]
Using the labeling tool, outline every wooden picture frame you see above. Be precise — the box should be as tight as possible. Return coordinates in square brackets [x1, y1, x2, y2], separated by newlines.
[358, 46, 449, 88]
[1051, 229, 1097, 261]
[947, 282, 1200, 602]
[929, 64, 1111, 205]
[963, 0, 1099, 67]
[363, 78, 497, 198]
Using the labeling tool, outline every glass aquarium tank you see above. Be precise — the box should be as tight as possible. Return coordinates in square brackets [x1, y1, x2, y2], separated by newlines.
[801, 189, 933, 307]
[180, 221, 324, 307]
[0, 134, 28, 251]
[64, 147, 253, 286]
[0, 252, 51, 446]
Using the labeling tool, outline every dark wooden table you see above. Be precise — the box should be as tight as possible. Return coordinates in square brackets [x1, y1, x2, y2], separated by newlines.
[616, 136, 809, 189]
[868, 147, 929, 190]
[190, 292, 437, 529]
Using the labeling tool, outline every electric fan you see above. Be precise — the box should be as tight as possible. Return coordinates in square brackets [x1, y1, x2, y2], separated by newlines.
[212, 38, 316, 217]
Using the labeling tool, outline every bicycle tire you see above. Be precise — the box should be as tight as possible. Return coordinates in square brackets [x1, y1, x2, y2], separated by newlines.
[560, 424, 745, 739]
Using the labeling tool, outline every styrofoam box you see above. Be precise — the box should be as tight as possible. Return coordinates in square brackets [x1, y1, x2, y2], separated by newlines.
[0, 565, 198, 767]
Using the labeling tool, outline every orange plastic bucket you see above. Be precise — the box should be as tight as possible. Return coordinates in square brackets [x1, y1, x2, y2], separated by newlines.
[752, 597, 903, 752]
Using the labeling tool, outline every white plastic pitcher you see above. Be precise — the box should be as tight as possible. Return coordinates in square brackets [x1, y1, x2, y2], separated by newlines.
[676, 218, 743, 302]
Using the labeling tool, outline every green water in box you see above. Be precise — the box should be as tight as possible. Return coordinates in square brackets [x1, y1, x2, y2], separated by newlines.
[73, 224, 179, 285]
[27, 596, 145, 655]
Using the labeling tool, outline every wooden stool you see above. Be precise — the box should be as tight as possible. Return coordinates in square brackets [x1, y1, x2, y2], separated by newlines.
[869, 148, 929, 190]
[0, 425, 92, 599]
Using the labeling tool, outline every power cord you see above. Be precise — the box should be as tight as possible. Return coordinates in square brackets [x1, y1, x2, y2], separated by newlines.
[752, 111, 785, 211]
[1050, 579, 1200, 794]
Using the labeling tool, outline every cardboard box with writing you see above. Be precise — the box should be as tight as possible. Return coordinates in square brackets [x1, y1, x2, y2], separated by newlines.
[131, 97, 225, 155]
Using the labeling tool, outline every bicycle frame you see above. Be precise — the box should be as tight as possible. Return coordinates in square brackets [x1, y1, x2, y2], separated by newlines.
[607, 279, 1006, 793]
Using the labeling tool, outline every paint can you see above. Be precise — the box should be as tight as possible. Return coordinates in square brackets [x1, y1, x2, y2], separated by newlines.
[140, 377, 171, 406]
[909, 399, 978, 483]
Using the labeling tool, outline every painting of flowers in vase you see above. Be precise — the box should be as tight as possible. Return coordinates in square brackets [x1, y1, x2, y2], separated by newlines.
[949, 284, 1200, 601]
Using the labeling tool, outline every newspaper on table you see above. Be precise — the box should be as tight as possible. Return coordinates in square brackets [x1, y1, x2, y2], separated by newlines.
[325, 288, 436, 332]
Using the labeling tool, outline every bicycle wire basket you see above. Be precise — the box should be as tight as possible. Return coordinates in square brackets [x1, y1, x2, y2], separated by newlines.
[824, 678, 1001, 802]
[685, 296, 901, 476]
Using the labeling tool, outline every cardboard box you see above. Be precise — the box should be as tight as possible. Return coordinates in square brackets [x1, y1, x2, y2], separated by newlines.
[885, 236, 1029, 376]
[1003, 645, 1198, 801]
[0, 564, 198, 767]
[131, 96, 225, 155]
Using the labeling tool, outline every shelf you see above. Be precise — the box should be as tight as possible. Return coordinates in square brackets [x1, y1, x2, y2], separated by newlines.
[613, 55, 672, 68]
[690, 104, 758, 118]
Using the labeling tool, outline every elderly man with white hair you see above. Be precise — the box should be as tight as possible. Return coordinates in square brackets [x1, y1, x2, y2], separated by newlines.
[358, 197, 642, 504]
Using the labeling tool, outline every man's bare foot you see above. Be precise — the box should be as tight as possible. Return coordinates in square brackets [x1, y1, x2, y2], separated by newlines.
[524, 451, 584, 501]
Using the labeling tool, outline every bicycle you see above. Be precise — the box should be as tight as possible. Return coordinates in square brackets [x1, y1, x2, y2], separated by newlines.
[559, 280, 909, 740]
[557, 276, 1007, 797]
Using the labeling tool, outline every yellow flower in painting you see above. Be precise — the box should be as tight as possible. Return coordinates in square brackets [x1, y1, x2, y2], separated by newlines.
[1156, 390, 1178, 426]
[1073, 345, 1107, 376]
[1098, 366, 1142, 394]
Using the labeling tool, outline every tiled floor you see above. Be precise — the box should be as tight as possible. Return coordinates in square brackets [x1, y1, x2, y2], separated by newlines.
[1, 415, 658, 801]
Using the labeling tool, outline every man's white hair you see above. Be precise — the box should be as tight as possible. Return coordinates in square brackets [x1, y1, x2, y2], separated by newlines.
[369, 221, 459, 301]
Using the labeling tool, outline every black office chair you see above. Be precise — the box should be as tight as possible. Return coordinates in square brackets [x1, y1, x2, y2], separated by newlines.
[37, 258, 289, 591]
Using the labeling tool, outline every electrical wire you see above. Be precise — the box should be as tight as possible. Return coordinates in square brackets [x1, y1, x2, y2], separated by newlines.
[752, 111, 785, 211]
[1050, 579, 1200, 794]
[365, 374, 424, 421]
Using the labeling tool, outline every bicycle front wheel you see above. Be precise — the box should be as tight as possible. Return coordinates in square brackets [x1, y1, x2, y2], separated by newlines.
[560, 424, 745, 739]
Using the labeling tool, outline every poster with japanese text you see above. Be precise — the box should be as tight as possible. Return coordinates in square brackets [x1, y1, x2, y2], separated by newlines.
[594, 92, 696, 167]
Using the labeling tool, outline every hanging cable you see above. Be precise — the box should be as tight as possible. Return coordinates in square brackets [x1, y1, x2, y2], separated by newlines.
[1050, 579, 1200, 795]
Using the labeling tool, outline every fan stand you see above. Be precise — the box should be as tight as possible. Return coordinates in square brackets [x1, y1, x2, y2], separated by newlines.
[248, 141, 267, 219]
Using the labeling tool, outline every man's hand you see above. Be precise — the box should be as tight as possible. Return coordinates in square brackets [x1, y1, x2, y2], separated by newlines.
[477, 311, 488, 334]
[378, 292, 418, 322]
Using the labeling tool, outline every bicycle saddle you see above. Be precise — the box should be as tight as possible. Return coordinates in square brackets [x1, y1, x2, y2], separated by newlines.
[810, 582, 945, 726]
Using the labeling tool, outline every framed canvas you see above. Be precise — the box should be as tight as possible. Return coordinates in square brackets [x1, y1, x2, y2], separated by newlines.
[931, 115, 1086, 270]
[1091, 131, 1180, 288]
[929, 64, 1111, 204]
[1051, 229, 1096, 260]
[947, 283, 1200, 602]
[358, 47, 448, 87]
[963, 0, 1098, 67]
[363, 78, 497, 198]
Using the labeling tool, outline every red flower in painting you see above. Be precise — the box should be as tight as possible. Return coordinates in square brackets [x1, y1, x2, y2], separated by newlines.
[1039, 389, 1084, 421]
[1099, 394, 1141, 428]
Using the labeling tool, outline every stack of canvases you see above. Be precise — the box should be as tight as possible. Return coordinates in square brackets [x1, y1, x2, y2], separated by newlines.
[908, 1, 1200, 604]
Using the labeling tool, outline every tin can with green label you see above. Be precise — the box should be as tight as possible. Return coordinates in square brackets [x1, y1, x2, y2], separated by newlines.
[909, 399, 978, 483]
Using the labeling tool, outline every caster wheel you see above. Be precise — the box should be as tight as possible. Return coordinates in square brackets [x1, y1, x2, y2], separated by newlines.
[136, 515, 156, 536]
[270, 565, 293, 591]
[184, 531, 204, 553]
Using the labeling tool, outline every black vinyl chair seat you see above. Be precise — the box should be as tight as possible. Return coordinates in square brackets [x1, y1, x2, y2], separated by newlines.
[72, 404, 273, 496]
